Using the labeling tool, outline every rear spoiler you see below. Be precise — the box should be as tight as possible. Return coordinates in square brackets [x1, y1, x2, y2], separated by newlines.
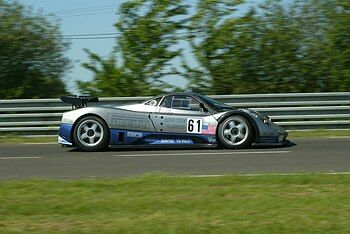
[60, 95, 99, 110]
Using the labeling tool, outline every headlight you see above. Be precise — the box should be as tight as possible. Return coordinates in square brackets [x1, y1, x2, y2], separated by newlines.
[278, 134, 284, 142]
[243, 109, 270, 124]
[242, 109, 259, 118]
[262, 116, 271, 124]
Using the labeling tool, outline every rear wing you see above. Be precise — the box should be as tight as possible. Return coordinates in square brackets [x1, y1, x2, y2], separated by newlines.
[60, 95, 99, 110]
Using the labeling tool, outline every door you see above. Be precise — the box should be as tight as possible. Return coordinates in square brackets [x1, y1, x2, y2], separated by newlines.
[149, 94, 210, 134]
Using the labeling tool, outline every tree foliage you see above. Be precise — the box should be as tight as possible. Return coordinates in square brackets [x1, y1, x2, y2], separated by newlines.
[77, 0, 188, 96]
[76, 49, 134, 96]
[0, 0, 70, 99]
[80, 0, 349, 96]
[185, 0, 350, 94]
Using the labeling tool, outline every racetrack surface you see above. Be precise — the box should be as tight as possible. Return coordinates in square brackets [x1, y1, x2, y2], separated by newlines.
[0, 138, 349, 179]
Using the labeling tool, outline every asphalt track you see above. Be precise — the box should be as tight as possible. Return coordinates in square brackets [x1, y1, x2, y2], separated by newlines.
[0, 138, 349, 179]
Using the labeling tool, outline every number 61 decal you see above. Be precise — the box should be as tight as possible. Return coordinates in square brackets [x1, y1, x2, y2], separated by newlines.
[187, 118, 203, 133]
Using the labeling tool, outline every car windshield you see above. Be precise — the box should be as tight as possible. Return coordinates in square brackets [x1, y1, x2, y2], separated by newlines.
[196, 94, 232, 110]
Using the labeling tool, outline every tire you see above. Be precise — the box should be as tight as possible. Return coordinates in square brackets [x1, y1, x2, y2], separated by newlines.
[217, 115, 253, 149]
[73, 116, 109, 152]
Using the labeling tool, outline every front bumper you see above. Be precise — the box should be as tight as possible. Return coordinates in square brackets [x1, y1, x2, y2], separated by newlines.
[257, 127, 288, 145]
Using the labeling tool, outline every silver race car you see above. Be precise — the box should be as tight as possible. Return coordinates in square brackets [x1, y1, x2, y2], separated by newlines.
[58, 93, 288, 151]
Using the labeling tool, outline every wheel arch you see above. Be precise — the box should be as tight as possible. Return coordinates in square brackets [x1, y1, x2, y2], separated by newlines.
[71, 113, 110, 145]
[216, 111, 259, 143]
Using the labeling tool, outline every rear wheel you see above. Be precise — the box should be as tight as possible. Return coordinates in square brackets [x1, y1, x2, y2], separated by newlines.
[73, 116, 109, 151]
[217, 116, 253, 149]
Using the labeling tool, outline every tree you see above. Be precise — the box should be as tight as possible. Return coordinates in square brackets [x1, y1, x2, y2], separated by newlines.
[0, 0, 70, 99]
[183, 0, 254, 94]
[185, 0, 350, 94]
[322, 0, 350, 91]
[78, 0, 188, 96]
[78, 0, 349, 96]
[76, 49, 135, 96]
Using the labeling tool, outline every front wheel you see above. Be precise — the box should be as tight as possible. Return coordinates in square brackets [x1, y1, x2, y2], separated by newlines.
[217, 116, 253, 149]
[73, 116, 109, 151]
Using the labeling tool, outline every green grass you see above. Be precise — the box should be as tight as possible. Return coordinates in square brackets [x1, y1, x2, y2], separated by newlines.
[1, 174, 350, 233]
[0, 135, 56, 144]
[288, 129, 350, 138]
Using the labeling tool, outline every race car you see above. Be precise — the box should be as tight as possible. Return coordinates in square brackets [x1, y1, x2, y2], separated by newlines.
[58, 93, 288, 151]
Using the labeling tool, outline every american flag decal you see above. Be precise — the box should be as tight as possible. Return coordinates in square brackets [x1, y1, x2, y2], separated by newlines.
[202, 124, 216, 135]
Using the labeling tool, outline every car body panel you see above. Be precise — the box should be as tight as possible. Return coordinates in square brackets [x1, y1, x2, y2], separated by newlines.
[58, 93, 288, 148]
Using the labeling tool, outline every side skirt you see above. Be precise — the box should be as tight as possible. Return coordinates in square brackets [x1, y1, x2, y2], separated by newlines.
[110, 143, 217, 149]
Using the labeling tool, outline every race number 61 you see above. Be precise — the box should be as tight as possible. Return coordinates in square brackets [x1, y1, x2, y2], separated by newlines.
[187, 118, 203, 133]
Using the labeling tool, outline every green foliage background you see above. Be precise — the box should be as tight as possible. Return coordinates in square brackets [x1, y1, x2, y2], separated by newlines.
[80, 0, 350, 96]
[1, 0, 349, 98]
[0, 0, 70, 99]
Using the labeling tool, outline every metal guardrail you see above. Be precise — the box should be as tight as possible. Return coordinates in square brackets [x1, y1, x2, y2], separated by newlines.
[1, 92, 349, 135]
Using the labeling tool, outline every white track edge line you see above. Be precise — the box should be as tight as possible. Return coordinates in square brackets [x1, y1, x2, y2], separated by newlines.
[326, 136, 350, 139]
[0, 156, 43, 160]
[114, 151, 291, 157]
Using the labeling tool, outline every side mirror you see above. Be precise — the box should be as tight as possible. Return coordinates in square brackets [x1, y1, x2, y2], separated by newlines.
[199, 103, 209, 113]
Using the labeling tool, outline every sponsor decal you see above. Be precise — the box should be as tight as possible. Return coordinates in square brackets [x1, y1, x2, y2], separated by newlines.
[109, 115, 150, 129]
[165, 124, 185, 130]
[144, 138, 193, 144]
[126, 131, 143, 138]
[163, 117, 187, 130]
[207, 136, 217, 143]
[202, 123, 216, 135]
[175, 139, 193, 144]
[164, 117, 186, 123]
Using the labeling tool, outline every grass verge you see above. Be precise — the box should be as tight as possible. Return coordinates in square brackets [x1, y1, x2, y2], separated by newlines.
[0, 135, 56, 144]
[287, 129, 350, 138]
[0, 174, 350, 233]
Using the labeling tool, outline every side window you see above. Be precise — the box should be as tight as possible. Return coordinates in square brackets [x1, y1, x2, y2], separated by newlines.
[188, 98, 202, 112]
[172, 96, 191, 109]
[160, 96, 173, 108]
[160, 95, 202, 112]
